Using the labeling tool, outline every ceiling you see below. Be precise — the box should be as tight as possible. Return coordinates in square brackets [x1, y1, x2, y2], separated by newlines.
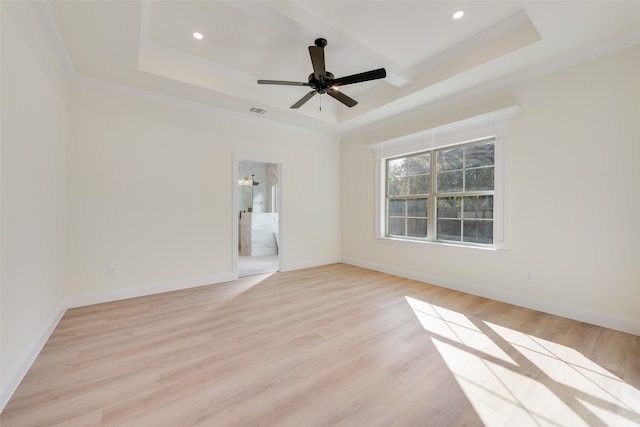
[44, 1, 640, 135]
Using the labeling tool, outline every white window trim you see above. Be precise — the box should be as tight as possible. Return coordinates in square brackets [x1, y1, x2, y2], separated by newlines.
[370, 106, 520, 251]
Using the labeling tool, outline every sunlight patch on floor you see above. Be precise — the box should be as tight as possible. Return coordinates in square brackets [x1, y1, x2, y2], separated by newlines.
[405, 296, 516, 364]
[579, 398, 638, 427]
[405, 296, 640, 426]
[432, 338, 577, 426]
[485, 322, 640, 418]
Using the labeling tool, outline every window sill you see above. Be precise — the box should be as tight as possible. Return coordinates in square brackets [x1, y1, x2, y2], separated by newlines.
[374, 235, 508, 254]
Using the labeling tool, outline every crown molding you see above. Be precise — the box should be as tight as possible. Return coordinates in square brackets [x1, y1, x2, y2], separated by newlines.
[33, 0, 76, 77]
[512, 31, 640, 86]
[71, 74, 340, 137]
[414, 10, 534, 75]
[32, 1, 640, 138]
[342, 31, 640, 138]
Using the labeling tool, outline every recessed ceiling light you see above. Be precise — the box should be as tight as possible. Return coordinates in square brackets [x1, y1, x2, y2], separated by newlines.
[453, 10, 464, 20]
[193, 32, 204, 40]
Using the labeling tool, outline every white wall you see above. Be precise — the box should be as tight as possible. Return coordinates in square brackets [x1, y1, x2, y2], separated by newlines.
[1, 1, 68, 404]
[2, 0, 638, 413]
[1, 2, 341, 408]
[341, 45, 640, 333]
[67, 82, 341, 301]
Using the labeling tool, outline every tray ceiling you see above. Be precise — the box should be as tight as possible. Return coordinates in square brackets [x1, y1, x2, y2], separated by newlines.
[45, 1, 640, 134]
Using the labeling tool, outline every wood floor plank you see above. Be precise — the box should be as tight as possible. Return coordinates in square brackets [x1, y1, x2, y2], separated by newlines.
[2, 263, 639, 426]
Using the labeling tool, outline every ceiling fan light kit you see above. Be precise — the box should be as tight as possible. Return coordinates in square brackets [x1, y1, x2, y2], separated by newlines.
[258, 38, 387, 109]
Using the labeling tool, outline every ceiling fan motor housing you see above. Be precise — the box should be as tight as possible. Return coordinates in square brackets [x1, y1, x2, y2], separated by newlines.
[308, 71, 335, 94]
[257, 37, 386, 108]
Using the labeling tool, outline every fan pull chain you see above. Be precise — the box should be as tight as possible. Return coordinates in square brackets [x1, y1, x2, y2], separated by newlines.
[319, 94, 322, 111]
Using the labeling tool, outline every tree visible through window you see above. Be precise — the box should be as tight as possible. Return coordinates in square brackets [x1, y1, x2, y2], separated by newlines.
[386, 138, 495, 245]
[386, 153, 430, 238]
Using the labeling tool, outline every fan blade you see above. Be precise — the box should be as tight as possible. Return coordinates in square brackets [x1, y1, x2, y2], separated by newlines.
[291, 90, 317, 109]
[308, 46, 326, 80]
[258, 80, 310, 86]
[327, 88, 358, 108]
[332, 68, 386, 87]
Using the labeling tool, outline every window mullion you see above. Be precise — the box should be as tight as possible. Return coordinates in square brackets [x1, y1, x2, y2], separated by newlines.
[385, 138, 496, 245]
[429, 152, 436, 241]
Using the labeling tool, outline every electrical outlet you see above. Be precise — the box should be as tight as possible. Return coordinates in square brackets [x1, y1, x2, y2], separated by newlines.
[107, 266, 117, 279]
[525, 272, 534, 282]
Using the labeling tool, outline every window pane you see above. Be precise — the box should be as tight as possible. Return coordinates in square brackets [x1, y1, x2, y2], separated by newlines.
[437, 148, 463, 172]
[437, 197, 461, 218]
[465, 141, 494, 168]
[465, 167, 494, 191]
[463, 220, 493, 244]
[388, 217, 405, 236]
[407, 218, 428, 238]
[388, 177, 408, 196]
[407, 153, 430, 174]
[437, 219, 461, 241]
[388, 199, 406, 216]
[437, 171, 463, 193]
[407, 198, 427, 217]
[385, 139, 498, 246]
[408, 174, 430, 195]
[387, 158, 406, 179]
[463, 196, 493, 219]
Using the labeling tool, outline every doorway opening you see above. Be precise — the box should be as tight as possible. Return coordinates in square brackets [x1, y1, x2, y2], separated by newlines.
[237, 160, 280, 277]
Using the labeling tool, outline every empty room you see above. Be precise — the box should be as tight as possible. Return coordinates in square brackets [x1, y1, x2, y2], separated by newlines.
[1, 1, 639, 426]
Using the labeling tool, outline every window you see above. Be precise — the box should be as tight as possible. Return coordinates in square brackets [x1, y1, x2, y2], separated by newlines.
[386, 139, 495, 245]
[372, 106, 519, 250]
[386, 153, 430, 238]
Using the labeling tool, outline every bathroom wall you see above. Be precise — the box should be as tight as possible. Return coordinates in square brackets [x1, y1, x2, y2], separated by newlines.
[238, 161, 280, 255]
[238, 161, 278, 213]
[242, 212, 279, 256]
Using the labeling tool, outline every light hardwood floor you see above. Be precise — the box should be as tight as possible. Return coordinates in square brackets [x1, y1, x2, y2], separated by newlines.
[2, 263, 639, 426]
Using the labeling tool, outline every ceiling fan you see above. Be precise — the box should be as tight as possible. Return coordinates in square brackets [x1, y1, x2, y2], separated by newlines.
[257, 38, 386, 109]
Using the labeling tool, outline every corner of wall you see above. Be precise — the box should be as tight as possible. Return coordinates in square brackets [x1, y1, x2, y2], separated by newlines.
[0, 303, 67, 413]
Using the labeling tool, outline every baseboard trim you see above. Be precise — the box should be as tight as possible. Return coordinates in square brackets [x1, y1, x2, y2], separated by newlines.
[0, 302, 66, 413]
[1, 272, 236, 412]
[65, 272, 236, 308]
[6, 258, 635, 415]
[342, 257, 640, 336]
[281, 256, 342, 272]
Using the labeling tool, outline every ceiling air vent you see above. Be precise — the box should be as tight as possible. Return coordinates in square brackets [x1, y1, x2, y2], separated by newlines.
[249, 106, 268, 115]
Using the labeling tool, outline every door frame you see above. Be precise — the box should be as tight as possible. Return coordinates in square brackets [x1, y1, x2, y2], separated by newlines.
[232, 152, 284, 279]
